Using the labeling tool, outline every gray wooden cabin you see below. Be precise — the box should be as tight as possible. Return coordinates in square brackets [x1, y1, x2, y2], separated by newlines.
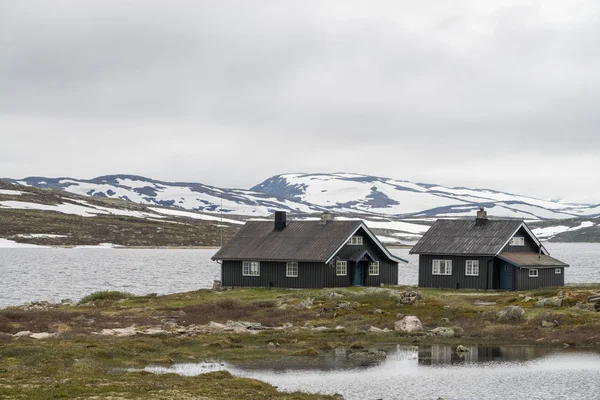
[410, 208, 568, 291]
[212, 211, 407, 288]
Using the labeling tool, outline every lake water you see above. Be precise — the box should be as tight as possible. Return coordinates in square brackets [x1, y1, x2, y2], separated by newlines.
[140, 345, 600, 400]
[0, 243, 598, 307]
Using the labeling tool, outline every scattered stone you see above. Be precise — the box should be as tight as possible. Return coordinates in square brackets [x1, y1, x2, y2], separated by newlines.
[473, 300, 497, 306]
[440, 318, 450, 323]
[541, 320, 559, 328]
[497, 306, 525, 322]
[456, 345, 469, 353]
[100, 327, 137, 337]
[443, 305, 451, 310]
[373, 309, 385, 314]
[311, 326, 329, 331]
[61, 299, 74, 306]
[396, 313, 405, 319]
[429, 327, 454, 338]
[348, 350, 387, 361]
[212, 280, 222, 291]
[299, 297, 314, 308]
[395, 316, 423, 333]
[30, 332, 57, 340]
[327, 292, 344, 299]
[14, 331, 32, 338]
[573, 303, 595, 312]
[536, 297, 563, 307]
[268, 342, 276, 348]
[368, 326, 383, 333]
[209, 321, 226, 329]
[398, 291, 423, 305]
[334, 326, 345, 330]
[522, 297, 535, 303]
[141, 328, 168, 335]
[225, 321, 263, 330]
[335, 301, 355, 310]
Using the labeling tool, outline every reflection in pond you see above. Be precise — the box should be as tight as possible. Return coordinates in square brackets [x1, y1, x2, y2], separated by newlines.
[137, 345, 600, 399]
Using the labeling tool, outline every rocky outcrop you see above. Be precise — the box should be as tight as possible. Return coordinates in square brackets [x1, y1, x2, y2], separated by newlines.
[398, 291, 423, 305]
[536, 297, 562, 307]
[456, 345, 469, 353]
[497, 306, 525, 322]
[395, 316, 423, 332]
[429, 327, 454, 337]
[541, 320, 559, 328]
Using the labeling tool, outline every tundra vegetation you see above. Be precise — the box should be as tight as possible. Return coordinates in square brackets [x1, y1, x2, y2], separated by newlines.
[1, 285, 600, 399]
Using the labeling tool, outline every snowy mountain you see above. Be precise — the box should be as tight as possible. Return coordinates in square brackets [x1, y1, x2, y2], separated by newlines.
[252, 173, 600, 220]
[5, 175, 323, 217]
[4, 172, 599, 221]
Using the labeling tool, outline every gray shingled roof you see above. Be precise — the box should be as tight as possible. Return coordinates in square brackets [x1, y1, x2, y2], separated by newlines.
[497, 253, 569, 268]
[410, 219, 525, 255]
[212, 220, 363, 262]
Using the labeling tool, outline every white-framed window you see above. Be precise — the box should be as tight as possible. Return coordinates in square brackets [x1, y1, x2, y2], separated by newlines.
[555, 268, 562, 275]
[286, 262, 298, 278]
[509, 237, 525, 246]
[347, 236, 363, 245]
[432, 260, 452, 275]
[368, 261, 379, 276]
[336, 261, 347, 276]
[529, 269, 539, 278]
[242, 261, 260, 276]
[465, 260, 479, 276]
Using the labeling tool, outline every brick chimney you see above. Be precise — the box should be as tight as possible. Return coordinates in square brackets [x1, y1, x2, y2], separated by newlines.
[274, 211, 287, 231]
[319, 212, 333, 225]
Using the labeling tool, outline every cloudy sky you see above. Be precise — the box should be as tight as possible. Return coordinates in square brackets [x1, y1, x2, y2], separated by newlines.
[1, 1, 599, 203]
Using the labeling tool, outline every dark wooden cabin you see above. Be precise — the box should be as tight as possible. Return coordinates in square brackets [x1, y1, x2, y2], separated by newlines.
[212, 211, 407, 288]
[410, 208, 568, 291]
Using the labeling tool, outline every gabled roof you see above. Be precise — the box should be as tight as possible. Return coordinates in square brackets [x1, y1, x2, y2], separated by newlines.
[212, 220, 407, 263]
[497, 253, 569, 268]
[410, 219, 548, 256]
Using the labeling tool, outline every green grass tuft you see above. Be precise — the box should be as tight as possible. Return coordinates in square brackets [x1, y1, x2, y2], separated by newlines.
[79, 291, 134, 304]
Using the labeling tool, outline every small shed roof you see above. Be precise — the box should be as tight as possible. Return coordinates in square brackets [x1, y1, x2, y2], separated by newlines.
[212, 220, 406, 263]
[410, 219, 546, 256]
[497, 253, 569, 268]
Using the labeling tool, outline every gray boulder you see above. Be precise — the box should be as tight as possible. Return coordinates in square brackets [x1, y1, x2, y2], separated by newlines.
[456, 345, 470, 353]
[13, 331, 32, 338]
[497, 306, 525, 322]
[541, 320, 559, 328]
[395, 316, 423, 333]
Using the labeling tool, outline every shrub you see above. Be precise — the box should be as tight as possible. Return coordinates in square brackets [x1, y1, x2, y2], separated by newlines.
[79, 291, 134, 304]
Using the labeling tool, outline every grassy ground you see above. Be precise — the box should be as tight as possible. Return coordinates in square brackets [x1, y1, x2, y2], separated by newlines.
[1, 286, 600, 399]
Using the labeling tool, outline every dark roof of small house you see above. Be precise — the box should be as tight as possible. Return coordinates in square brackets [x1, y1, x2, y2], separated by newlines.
[497, 253, 569, 268]
[410, 219, 530, 255]
[212, 220, 406, 263]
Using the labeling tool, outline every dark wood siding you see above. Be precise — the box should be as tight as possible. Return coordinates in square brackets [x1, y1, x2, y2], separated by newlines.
[329, 228, 399, 286]
[222, 260, 325, 288]
[514, 267, 565, 290]
[501, 227, 540, 253]
[418, 255, 494, 289]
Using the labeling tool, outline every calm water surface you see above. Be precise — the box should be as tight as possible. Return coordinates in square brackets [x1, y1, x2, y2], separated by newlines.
[141, 345, 600, 400]
[0, 243, 598, 307]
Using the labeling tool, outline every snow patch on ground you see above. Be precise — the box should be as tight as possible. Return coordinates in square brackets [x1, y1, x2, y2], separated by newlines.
[0, 239, 48, 248]
[148, 208, 245, 225]
[533, 221, 596, 239]
[0, 200, 101, 217]
[74, 243, 121, 249]
[15, 234, 68, 239]
[0, 189, 25, 196]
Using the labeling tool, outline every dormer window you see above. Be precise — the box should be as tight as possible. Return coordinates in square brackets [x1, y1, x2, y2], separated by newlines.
[509, 237, 525, 246]
[347, 236, 363, 245]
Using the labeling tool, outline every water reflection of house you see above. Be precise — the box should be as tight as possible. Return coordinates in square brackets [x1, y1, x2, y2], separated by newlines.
[418, 345, 553, 365]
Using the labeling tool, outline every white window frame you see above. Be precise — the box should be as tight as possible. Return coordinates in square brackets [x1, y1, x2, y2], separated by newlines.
[286, 262, 298, 278]
[368, 261, 379, 276]
[555, 268, 561, 275]
[509, 237, 525, 246]
[465, 260, 479, 276]
[432, 260, 452, 275]
[336, 261, 347, 276]
[242, 261, 260, 276]
[529, 268, 539, 278]
[347, 236, 363, 245]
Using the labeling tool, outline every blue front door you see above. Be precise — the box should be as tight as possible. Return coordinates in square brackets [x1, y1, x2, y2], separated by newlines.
[354, 263, 365, 286]
[499, 264, 512, 290]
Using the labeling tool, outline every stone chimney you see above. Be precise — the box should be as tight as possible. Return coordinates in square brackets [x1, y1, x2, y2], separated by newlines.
[274, 211, 287, 231]
[319, 212, 333, 225]
[475, 207, 488, 226]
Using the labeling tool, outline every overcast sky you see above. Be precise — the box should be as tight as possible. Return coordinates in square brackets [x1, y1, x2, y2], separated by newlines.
[1, 1, 599, 203]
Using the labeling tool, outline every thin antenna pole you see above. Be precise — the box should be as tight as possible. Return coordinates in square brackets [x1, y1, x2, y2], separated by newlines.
[220, 195, 223, 247]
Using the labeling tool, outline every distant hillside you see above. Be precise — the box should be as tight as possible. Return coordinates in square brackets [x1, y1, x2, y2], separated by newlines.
[2, 173, 600, 245]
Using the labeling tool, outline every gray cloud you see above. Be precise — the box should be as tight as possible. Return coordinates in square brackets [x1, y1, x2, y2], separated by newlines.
[1, 1, 599, 202]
